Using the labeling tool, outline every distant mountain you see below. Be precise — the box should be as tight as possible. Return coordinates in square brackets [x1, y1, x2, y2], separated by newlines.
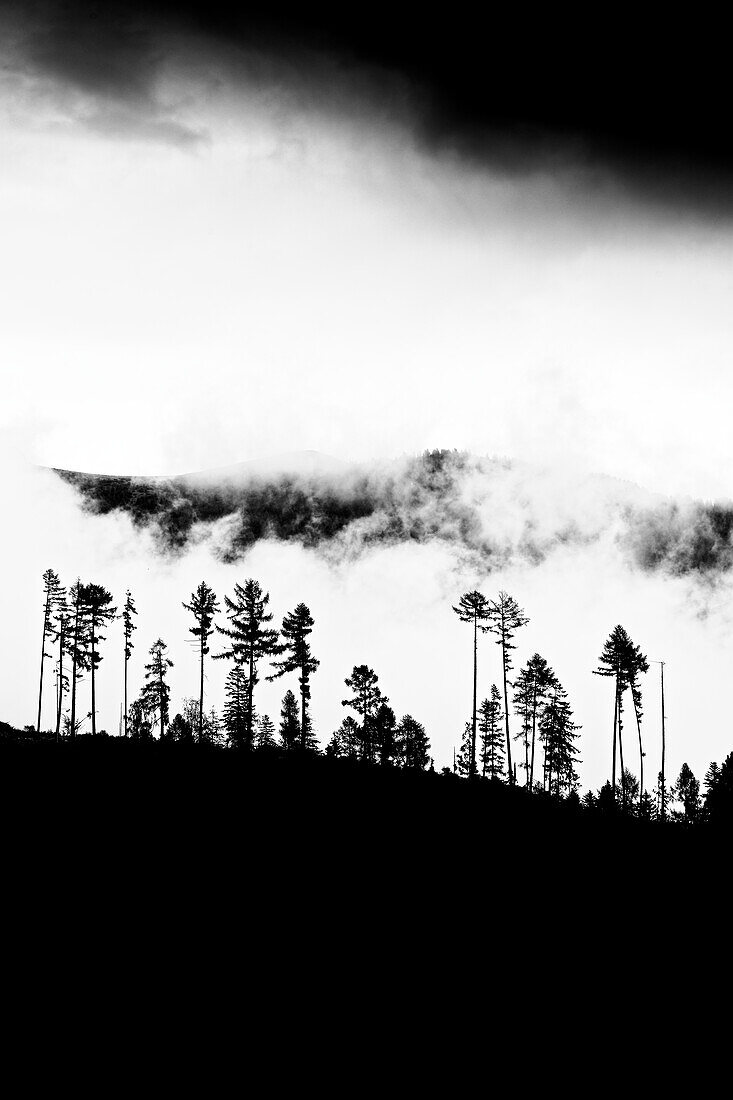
[177, 450, 351, 485]
[50, 449, 733, 577]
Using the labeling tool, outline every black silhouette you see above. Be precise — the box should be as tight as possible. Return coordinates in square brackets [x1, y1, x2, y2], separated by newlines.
[36, 569, 62, 735]
[122, 589, 137, 737]
[84, 584, 117, 737]
[342, 665, 388, 764]
[268, 603, 319, 751]
[215, 580, 280, 747]
[452, 590, 489, 779]
[479, 686, 504, 780]
[486, 591, 529, 785]
[182, 582, 220, 742]
[140, 639, 173, 739]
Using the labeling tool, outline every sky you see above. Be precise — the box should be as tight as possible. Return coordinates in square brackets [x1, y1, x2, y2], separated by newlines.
[2, 2, 733, 792]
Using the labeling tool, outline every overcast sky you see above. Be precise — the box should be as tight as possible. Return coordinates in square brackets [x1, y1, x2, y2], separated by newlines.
[2, 4, 733, 792]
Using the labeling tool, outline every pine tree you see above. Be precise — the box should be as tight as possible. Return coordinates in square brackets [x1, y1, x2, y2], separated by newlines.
[84, 584, 117, 737]
[671, 763, 700, 824]
[375, 703, 397, 766]
[452, 591, 489, 779]
[479, 685, 505, 780]
[328, 716, 360, 759]
[627, 641, 650, 804]
[37, 569, 63, 734]
[215, 579, 281, 748]
[256, 714, 277, 749]
[279, 689, 300, 752]
[168, 712, 194, 742]
[223, 662, 250, 748]
[268, 603, 319, 751]
[182, 582, 220, 743]
[50, 584, 70, 741]
[140, 639, 173, 739]
[540, 679, 581, 798]
[513, 654, 555, 787]
[396, 715, 430, 770]
[456, 719, 472, 777]
[68, 580, 91, 741]
[128, 697, 152, 741]
[342, 665, 388, 763]
[485, 591, 529, 785]
[594, 625, 645, 810]
[122, 589, 137, 737]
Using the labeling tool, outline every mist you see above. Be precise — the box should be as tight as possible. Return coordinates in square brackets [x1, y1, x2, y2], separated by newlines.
[4, 447, 733, 796]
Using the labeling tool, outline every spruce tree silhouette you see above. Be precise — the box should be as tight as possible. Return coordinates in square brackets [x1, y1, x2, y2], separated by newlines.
[268, 603, 319, 751]
[183, 582, 220, 743]
[342, 665, 388, 763]
[140, 639, 173, 740]
[486, 591, 529, 785]
[396, 715, 430, 770]
[513, 654, 555, 788]
[479, 685, 505, 780]
[671, 763, 701, 824]
[375, 703, 397, 766]
[594, 625, 646, 811]
[50, 583, 69, 742]
[452, 591, 489, 779]
[122, 590, 137, 737]
[84, 584, 117, 737]
[37, 569, 62, 734]
[279, 689, 300, 752]
[215, 580, 281, 748]
[68, 580, 91, 742]
[223, 662, 250, 748]
[256, 714, 277, 749]
[540, 678, 581, 797]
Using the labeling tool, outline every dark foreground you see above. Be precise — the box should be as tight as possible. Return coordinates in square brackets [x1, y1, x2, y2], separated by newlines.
[1, 736, 726, 915]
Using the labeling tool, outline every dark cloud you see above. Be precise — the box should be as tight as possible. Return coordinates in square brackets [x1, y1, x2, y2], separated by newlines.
[53, 450, 733, 579]
[4, 1, 733, 209]
[4, 0, 208, 147]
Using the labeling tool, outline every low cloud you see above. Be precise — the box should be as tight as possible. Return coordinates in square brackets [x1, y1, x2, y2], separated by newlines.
[54, 449, 733, 582]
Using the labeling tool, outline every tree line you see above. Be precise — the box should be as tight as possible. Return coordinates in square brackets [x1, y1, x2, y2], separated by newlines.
[32, 569, 430, 770]
[28, 568, 722, 821]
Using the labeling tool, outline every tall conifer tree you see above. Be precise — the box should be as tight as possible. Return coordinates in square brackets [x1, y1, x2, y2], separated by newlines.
[215, 579, 281, 748]
[141, 639, 173, 739]
[486, 591, 529, 785]
[268, 603, 319, 750]
[183, 582, 220, 743]
[452, 591, 489, 779]
[84, 584, 117, 737]
[37, 569, 62, 734]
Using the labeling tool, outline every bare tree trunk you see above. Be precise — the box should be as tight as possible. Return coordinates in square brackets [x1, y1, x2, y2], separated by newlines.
[199, 634, 205, 742]
[70, 652, 77, 740]
[55, 629, 64, 741]
[159, 666, 165, 739]
[124, 649, 128, 737]
[530, 680, 538, 789]
[248, 649, 255, 749]
[90, 620, 97, 737]
[300, 679, 307, 751]
[632, 696, 644, 809]
[471, 612, 477, 778]
[618, 686, 627, 812]
[524, 717, 530, 786]
[502, 630, 513, 784]
[655, 660, 660, 818]
[37, 595, 51, 734]
[607, 668, 611, 800]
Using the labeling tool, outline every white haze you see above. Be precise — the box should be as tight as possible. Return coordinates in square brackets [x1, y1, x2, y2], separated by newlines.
[2, 20, 733, 795]
[1, 28, 733, 498]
